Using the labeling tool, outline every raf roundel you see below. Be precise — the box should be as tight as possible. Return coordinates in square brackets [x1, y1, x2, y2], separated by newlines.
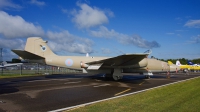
[65, 59, 73, 67]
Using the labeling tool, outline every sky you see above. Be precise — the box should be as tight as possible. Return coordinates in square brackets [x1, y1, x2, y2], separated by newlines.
[0, 0, 200, 61]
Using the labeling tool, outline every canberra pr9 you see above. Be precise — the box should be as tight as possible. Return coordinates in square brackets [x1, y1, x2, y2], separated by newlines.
[12, 37, 180, 81]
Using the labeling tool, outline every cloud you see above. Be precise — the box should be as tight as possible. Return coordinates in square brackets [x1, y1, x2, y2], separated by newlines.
[1, 48, 22, 61]
[89, 26, 118, 38]
[194, 35, 200, 43]
[0, 11, 44, 38]
[166, 33, 175, 35]
[0, 38, 25, 49]
[184, 20, 200, 28]
[191, 35, 200, 44]
[0, 0, 22, 10]
[61, 8, 68, 14]
[30, 0, 45, 6]
[46, 30, 75, 43]
[185, 35, 200, 44]
[118, 35, 160, 48]
[46, 30, 94, 54]
[71, 3, 113, 29]
[89, 26, 160, 49]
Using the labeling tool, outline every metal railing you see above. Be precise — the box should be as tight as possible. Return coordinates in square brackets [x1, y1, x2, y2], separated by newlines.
[0, 63, 82, 76]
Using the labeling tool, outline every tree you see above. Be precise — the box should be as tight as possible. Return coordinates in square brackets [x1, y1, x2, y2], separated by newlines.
[12, 58, 21, 63]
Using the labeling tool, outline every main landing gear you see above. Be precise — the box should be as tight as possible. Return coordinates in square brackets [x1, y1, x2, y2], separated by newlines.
[144, 75, 150, 79]
[105, 69, 123, 81]
[143, 72, 153, 79]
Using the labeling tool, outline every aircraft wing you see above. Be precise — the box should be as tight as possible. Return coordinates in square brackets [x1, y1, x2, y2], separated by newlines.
[86, 53, 149, 68]
[12, 50, 44, 60]
[0, 63, 23, 68]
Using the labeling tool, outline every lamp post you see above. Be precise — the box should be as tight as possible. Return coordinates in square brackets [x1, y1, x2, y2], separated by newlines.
[0, 48, 2, 62]
[0, 48, 3, 75]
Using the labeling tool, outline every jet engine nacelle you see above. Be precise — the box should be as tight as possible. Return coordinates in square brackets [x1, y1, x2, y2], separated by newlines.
[124, 58, 148, 68]
[80, 61, 89, 68]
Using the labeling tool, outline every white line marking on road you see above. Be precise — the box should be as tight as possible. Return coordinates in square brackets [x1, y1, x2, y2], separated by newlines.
[49, 76, 200, 112]
[64, 81, 81, 84]
[95, 79, 101, 82]
[93, 84, 110, 87]
[27, 79, 69, 82]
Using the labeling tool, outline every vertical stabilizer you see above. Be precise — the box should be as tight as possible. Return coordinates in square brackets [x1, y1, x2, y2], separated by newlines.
[25, 37, 56, 57]
[187, 60, 194, 65]
[86, 53, 89, 57]
[176, 60, 181, 66]
[168, 61, 173, 65]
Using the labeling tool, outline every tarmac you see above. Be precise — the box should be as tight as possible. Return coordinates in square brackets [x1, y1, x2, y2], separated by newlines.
[0, 72, 199, 112]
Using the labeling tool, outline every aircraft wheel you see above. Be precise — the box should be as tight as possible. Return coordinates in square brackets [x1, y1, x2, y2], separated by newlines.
[145, 75, 150, 79]
[183, 69, 188, 73]
[112, 75, 123, 81]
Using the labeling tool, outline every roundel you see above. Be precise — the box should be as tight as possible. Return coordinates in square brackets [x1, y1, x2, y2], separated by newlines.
[65, 59, 73, 67]
[41, 46, 46, 51]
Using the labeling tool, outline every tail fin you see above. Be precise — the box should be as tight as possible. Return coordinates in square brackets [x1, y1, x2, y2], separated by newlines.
[25, 37, 56, 57]
[187, 60, 194, 65]
[176, 60, 181, 66]
[168, 61, 173, 65]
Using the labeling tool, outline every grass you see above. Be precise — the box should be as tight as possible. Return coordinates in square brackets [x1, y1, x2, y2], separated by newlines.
[69, 77, 200, 112]
[0, 74, 43, 78]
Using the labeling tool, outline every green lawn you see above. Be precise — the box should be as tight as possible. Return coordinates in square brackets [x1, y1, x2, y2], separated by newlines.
[0, 74, 42, 78]
[69, 77, 200, 112]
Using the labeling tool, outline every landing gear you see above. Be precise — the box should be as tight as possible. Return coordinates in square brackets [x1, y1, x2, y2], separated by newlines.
[183, 69, 189, 75]
[183, 69, 189, 73]
[143, 72, 153, 79]
[112, 75, 123, 81]
[104, 68, 123, 81]
[144, 75, 150, 79]
[104, 73, 123, 81]
[112, 68, 123, 81]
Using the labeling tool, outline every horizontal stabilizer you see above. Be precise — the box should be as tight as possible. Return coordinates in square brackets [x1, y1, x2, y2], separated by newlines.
[12, 50, 44, 60]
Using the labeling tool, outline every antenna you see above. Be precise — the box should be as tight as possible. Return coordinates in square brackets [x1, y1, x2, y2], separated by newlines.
[86, 53, 89, 57]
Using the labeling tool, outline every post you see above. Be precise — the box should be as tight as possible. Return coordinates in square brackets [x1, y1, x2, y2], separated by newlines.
[37, 63, 39, 74]
[52, 66, 53, 74]
[0, 48, 2, 62]
[0, 48, 3, 75]
[20, 65, 22, 75]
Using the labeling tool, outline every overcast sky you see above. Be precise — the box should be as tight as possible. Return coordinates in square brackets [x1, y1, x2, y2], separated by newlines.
[0, 0, 200, 61]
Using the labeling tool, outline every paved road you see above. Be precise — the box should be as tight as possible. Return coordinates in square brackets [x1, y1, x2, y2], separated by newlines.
[0, 73, 199, 112]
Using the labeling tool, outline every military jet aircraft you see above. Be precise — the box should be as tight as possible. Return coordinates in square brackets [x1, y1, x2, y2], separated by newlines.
[12, 37, 180, 80]
[169, 60, 200, 72]
[187, 60, 200, 72]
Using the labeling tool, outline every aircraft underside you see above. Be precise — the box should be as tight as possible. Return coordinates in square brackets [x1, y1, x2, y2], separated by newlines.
[85, 68, 156, 81]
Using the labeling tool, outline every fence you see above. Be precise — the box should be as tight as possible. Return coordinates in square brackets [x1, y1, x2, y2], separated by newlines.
[0, 63, 82, 76]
